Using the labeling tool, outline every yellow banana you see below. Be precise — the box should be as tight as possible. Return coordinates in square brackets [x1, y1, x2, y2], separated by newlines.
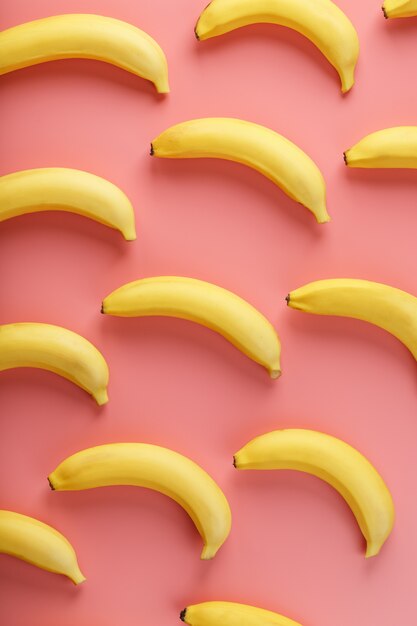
[287, 278, 417, 363]
[0, 14, 169, 93]
[195, 0, 359, 93]
[102, 276, 281, 378]
[344, 127, 417, 168]
[151, 118, 329, 223]
[181, 602, 302, 626]
[0, 323, 109, 405]
[234, 429, 394, 557]
[48, 443, 232, 560]
[0, 168, 136, 240]
[0, 510, 85, 584]
[383, 0, 417, 18]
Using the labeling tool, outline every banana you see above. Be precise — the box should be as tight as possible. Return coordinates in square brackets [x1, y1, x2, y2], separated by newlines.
[181, 602, 302, 626]
[102, 276, 281, 378]
[151, 118, 329, 223]
[0, 323, 109, 405]
[0, 168, 136, 240]
[383, 0, 417, 18]
[287, 278, 417, 363]
[344, 127, 417, 168]
[0, 510, 85, 584]
[48, 443, 232, 559]
[195, 0, 359, 93]
[234, 429, 394, 557]
[0, 14, 169, 93]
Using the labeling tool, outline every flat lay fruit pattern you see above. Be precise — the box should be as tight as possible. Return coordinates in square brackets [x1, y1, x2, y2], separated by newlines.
[1, 0, 417, 625]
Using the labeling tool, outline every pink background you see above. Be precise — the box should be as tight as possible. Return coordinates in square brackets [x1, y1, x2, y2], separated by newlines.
[1, 0, 417, 624]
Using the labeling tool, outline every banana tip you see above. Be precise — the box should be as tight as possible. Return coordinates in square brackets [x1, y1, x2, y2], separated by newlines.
[101, 303, 105, 314]
[233, 455, 237, 468]
[318, 215, 331, 224]
[124, 232, 137, 242]
[72, 570, 87, 585]
[200, 545, 216, 559]
[285, 294, 291, 305]
[150, 144, 154, 156]
[194, 24, 200, 40]
[382, 5, 388, 18]
[270, 369, 281, 380]
[47, 476, 55, 491]
[343, 152, 349, 166]
[180, 609, 187, 622]
[94, 389, 109, 406]
[365, 542, 380, 558]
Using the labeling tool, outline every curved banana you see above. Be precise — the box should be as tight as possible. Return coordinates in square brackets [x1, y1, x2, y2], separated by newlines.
[195, 0, 359, 93]
[344, 127, 417, 169]
[287, 278, 417, 363]
[383, 0, 417, 18]
[0, 168, 136, 240]
[102, 276, 281, 378]
[48, 443, 232, 559]
[0, 510, 85, 584]
[181, 602, 302, 626]
[151, 118, 329, 223]
[0, 323, 109, 405]
[234, 429, 394, 557]
[0, 14, 169, 93]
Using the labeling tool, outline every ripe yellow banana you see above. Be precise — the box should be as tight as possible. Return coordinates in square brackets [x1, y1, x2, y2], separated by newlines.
[195, 0, 359, 93]
[0, 510, 85, 584]
[181, 602, 302, 626]
[234, 429, 394, 557]
[151, 118, 329, 223]
[48, 443, 232, 559]
[383, 0, 417, 18]
[0, 14, 169, 93]
[344, 127, 417, 168]
[0, 168, 136, 240]
[102, 276, 281, 378]
[287, 278, 417, 363]
[0, 323, 109, 405]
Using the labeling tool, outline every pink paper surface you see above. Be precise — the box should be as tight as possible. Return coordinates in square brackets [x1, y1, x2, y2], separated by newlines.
[1, 1, 417, 624]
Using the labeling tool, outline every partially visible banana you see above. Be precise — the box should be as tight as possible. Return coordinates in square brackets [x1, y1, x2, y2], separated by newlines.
[0, 168, 136, 240]
[48, 443, 232, 560]
[0, 14, 169, 93]
[345, 127, 417, 168]
[0, 323, 109, 405]
[234, 429, 394, 557]
[383, 0, 417, 18]
[102, 276, 282, 378]
[287, 278, 417, 363]
[195, 0, 359, 93]
[151, 118, 329, 223]
[181, 601, 302, 626]
[0, 510, 85, 584]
